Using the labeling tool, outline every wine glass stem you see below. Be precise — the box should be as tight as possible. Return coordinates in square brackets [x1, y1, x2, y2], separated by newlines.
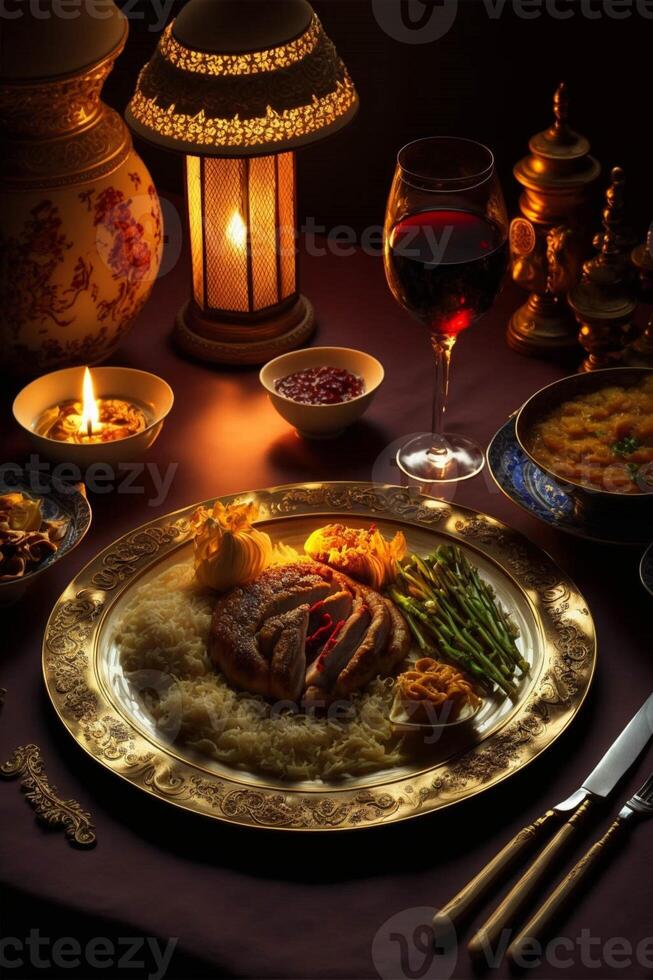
[429, 334, 456, 459]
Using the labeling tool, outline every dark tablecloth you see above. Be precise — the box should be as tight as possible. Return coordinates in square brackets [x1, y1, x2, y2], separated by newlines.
[1, 238, 652, 980]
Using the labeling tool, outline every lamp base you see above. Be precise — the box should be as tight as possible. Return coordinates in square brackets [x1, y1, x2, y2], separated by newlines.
[173, 295, 315, 365]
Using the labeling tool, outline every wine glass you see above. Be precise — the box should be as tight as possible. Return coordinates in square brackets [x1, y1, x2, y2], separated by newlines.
[383, 137, 509, 483]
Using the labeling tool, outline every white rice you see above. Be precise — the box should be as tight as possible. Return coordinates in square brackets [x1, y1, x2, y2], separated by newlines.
[115, 562, 405, 781]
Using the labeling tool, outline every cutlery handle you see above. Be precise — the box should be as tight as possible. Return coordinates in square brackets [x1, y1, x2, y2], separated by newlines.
[432, 809, 558, 935]
[507, 817, 625, 963]
[467, 799, 594, 960]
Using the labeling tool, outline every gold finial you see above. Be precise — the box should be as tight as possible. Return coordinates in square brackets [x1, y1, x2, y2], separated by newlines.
[630, 221, 653, 298]
[570, 164, 636, 371]
[593, 166, 626, 261]
[508, 81, 600, 359]
[553, 81, 569, 131]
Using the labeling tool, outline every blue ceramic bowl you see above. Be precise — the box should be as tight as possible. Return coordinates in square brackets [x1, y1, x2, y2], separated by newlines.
[0, 470, 92, 605]
[516, 367, 653, 535]
[488, 417, 648, 545]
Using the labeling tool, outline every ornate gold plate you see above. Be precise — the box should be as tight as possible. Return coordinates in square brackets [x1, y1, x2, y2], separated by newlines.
[43, 483, 596, 831]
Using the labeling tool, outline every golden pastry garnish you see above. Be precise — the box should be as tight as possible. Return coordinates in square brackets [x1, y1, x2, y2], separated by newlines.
[304, 523, 407, 589]
[190, 500, 297, 592]
[397, 657, 481, 724]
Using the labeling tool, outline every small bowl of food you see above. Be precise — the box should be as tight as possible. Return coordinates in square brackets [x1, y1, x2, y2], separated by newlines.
[259, 347, 384, 439]
[516, 367, 653, 533]
[389, 657, 482, 733]
[0, 472, 92, 605]
[13, 366, 174, 468]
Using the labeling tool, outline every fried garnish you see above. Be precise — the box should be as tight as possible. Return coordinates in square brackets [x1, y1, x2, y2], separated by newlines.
[397, 657, 481, 723]
[304, 523, 407, 589]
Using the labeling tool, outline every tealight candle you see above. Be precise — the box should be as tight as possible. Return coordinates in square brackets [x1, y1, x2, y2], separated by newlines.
[35, 368, 148, 445]
[13, 366, 174, 467]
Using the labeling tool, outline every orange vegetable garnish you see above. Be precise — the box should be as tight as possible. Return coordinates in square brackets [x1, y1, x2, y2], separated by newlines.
[304, 523, 407, 589]
[397, 657, 481, 723]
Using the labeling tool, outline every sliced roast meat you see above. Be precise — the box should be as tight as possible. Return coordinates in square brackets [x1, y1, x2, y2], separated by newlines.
[306, 589, 353, 649]
[304, 591, 371, 689]
[375, 598, 412, 676]
[210, 558, 411, 703]
[210, 560, 340, 699]
[303, 684, 326, 707]
[268, 605, 310, 702]
[335, 585, 392, 696]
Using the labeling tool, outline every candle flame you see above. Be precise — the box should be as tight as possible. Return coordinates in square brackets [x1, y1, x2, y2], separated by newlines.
[79, 367, 101, 437]
[227, 209, 247, 250]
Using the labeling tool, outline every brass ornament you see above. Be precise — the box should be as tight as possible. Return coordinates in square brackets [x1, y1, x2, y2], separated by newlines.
[0, 744, 96, 848]
[569, 167, 638, 372]
[623, 315, 653, 367]
[632, 255, 653, 296]
[625, 223, 653, 366]
[42, 482, 596, 832]
[630, 226, 653, 303]
[508, 83, 601, 359]
[0, 33, 130, 187]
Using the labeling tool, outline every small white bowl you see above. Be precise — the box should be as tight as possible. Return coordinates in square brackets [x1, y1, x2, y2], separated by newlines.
[389, 691, 482, 733]
[13, 366, 174, 467]
[259, 347, 384, 439]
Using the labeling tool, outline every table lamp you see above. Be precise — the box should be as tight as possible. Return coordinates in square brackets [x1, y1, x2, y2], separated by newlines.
[126, 0, 358, 365]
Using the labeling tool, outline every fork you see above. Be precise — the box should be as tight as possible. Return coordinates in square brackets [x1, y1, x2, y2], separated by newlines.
[507, 772, 653, 963]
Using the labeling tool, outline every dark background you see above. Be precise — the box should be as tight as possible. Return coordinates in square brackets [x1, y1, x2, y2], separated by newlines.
[107, 0, 653, 238]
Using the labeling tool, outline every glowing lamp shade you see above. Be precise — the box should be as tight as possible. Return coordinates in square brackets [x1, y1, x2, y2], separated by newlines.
[186, 153, 297, 316]
[126, 0, 358, 365]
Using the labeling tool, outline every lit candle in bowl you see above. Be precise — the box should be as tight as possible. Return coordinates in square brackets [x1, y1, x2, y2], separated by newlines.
[35, 368, 148, 445]
[13, 366, 174, 467]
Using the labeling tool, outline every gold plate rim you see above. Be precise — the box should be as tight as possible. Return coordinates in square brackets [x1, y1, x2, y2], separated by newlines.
[42, 481, 597, 831]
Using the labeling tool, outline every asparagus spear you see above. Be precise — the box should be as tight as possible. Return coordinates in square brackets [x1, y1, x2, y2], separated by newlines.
[389, 547, 528, 700]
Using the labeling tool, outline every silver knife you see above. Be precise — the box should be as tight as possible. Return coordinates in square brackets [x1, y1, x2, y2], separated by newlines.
[432, 693, 653, 949]
[507, 769, 653, 962]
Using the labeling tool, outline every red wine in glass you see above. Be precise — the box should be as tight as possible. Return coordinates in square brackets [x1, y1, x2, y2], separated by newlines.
[386, 209, 508, 336]
[383, 137, 508, 484]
